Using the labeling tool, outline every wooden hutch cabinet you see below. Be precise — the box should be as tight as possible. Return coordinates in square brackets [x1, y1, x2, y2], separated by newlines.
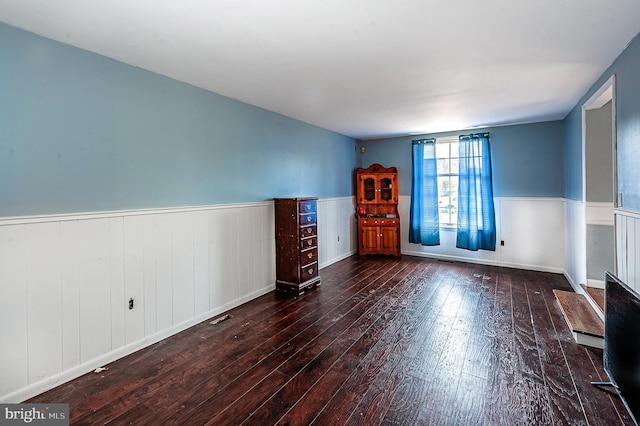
[356, 164, 400, 256]
[274, 197, 321, 295]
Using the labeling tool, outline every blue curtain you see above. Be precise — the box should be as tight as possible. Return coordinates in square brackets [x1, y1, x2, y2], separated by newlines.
[456, 133, 496, 251]
[409, 139, 440, 246]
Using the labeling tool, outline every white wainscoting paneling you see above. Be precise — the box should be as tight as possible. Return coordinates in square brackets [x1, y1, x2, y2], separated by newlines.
[400, 196, 566, 273]
[317, 197, 357, 268]
[0, 224, 28, 398]
[564, 200, 587, 291]
[26, 222, 63, 384]
[500, 198, 565, 270]
[616, 209, 640, 293]
[0, 198, 355, 403]
[123, 215, 145, 345]
[60, 221, 81, 371]
[78, 219, 115, 363]
[4, 194, 587, 402]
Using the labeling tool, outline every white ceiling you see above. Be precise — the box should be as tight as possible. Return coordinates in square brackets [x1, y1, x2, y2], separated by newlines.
[1, 1, 639, 139]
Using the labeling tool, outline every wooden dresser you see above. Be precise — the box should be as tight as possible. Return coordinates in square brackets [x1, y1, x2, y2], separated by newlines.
[274, 197, 321, 295]
[356, 164, 400, 256]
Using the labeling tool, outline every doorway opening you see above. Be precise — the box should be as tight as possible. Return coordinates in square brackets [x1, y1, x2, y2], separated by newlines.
[582, 76, 616, 291]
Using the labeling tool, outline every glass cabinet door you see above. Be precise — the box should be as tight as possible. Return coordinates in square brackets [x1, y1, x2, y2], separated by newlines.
[380, 177, 392, 201]
[378, 174, 397, 203]
[363, 176, 376, 202]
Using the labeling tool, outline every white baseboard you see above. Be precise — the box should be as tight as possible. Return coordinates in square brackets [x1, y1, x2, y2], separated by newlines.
[319, 249, 357, 269]
[402, 250, 564, 275]
[587, 278, 605, 289]
[563, 271, 581, 294]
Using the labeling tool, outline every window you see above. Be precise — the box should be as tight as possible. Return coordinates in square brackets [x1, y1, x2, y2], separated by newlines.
[410, 133, 495, 251]
[434, 137, 459, 226]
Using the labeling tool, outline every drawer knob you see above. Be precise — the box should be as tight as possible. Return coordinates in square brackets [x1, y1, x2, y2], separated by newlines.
[307, 240, 313, 246]
[307, 216, 312, 222]
[308, 268, 314, 274]
[307, 252, 313, 258]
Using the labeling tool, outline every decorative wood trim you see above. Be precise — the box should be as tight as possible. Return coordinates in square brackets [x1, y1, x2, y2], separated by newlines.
[355, 163, 398, 174]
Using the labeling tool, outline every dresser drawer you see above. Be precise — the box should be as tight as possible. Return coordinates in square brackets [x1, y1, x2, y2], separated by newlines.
[301, 247, 318, 264]
[360, 218, 399, 226]
[299, 200, 316, 214]
[300, 213, 316, 226]
[301, 236, 317, 249]
[300, 225, 317, 238]
[300, 262, 318, 281]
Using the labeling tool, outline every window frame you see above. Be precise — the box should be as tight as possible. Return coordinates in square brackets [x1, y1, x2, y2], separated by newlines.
[434, 136, 459, 229]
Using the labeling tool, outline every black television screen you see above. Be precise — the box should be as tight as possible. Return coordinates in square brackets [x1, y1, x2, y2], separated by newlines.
[604, 271, 640, 425]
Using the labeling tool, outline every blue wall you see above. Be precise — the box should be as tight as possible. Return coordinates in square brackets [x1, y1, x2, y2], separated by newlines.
[563, 32, 640, 208]
[359, 120, 564, 198]
[0, 23, 357, 217]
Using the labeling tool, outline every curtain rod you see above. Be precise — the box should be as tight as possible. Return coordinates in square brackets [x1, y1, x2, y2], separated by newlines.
[412, 132, 490, 143]
[460, 132, 490, 138]
[411, 138, 436, 144]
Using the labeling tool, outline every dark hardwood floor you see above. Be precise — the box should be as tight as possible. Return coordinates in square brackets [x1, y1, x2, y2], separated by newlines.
[29, 255, 634, 425]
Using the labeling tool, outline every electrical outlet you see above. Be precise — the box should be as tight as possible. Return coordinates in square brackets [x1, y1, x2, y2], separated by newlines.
[500, 240, 505, 246]
[337, 235, 340, 242]
[129, 298, 134, 310]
